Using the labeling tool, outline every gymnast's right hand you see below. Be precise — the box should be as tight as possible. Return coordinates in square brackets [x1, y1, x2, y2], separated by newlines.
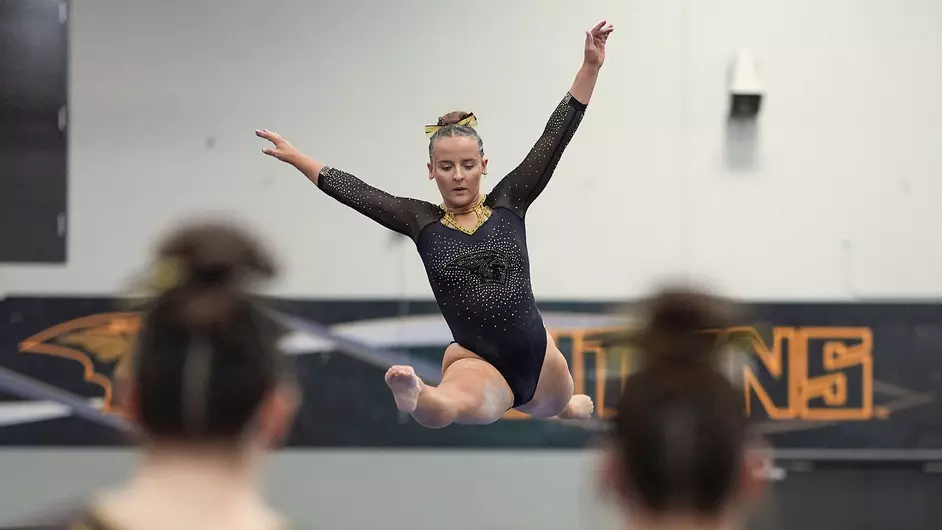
[256, 129, 326, 184]
[256, 129, 300, 164]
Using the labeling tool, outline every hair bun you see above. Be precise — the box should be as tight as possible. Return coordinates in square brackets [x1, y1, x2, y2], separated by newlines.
[647, 287, 735, 335]
[150, 221, 277, 330]
[438, 110, 473, 127]
[157, 221, 276, 289]
[634, 285, 743, 369]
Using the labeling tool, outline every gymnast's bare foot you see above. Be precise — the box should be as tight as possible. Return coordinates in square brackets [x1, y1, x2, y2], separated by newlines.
[557, 394, 594, 419]
[385, 365, 424, 413]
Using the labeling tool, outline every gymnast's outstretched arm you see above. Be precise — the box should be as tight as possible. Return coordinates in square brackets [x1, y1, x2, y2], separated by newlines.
[255, 129, 440, 241]
[489, 21, 613, 218]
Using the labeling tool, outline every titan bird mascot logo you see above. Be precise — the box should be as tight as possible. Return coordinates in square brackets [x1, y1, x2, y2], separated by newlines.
[18, 312, 142, 414]
[13, 259, 177, 415]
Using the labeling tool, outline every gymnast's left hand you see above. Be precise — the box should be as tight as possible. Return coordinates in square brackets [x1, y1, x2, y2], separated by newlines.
[584, 20, 614, 69]
[256, 129, 301, 165]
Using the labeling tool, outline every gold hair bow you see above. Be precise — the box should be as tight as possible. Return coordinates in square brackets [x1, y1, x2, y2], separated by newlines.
[118, 257, 184, 310]
[148, 258, 184, 294]
[425, 113, 478, 138]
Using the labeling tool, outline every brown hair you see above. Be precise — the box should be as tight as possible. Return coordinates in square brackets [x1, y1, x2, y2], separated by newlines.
[428, 109, 484, 160]
[437, 111, 473, 126]
[130, 221, 289, 441]
[611, 285, 749, 515]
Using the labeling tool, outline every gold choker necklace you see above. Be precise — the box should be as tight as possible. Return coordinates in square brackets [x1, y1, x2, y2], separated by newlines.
[444, 194, 485, 214]
[441, 194, 492, 235]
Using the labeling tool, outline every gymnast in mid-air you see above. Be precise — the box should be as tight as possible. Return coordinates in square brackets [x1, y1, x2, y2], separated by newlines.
[257, 20, 613, 428]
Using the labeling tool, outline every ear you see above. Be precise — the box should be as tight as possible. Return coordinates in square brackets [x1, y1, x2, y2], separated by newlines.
[256, 383, 300, 448]
[739, 440, 772, 503]
[109, 381, 147, 441]
[114, 378, 140, 421]
[595, 440, 625, 497]
[427, 161, 435, 180]
[481, 156, 489, 176]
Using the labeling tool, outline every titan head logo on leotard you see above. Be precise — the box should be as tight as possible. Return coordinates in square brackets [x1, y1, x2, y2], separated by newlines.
[447, 249, 510, 286]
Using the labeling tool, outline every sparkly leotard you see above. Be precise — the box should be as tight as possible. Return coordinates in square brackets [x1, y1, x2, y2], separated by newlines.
[316, 92, 587, 407]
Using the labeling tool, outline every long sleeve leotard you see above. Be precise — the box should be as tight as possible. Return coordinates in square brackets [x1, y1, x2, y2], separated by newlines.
[316, 92, 587, 407]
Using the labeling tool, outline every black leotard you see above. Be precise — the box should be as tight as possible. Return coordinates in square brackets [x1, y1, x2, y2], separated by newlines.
[316, 92, 587, 407]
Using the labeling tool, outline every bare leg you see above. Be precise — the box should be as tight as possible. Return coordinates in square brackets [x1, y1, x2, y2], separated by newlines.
[515, 331, 594, 419]
[385, 344, 514, 429]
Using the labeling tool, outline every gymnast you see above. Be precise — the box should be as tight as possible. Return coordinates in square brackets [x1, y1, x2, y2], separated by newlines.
[256, 20, 613, 428]
[10, 223, 299, 529]
[596, 287, 769, 530]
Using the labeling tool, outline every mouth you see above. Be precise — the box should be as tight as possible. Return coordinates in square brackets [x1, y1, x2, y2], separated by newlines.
[454, 187, 467, 192]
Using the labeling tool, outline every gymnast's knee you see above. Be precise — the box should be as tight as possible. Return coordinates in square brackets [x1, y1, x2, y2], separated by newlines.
[413, 410, 458, 430]
[524, 372, 574, 418]
[414, 385, 495, 428]
[539, 395, 573, 418]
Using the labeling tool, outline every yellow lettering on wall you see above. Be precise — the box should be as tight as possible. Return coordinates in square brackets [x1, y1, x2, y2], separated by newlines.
[736, 326, 802, 420]
[740, 326, 874, 421]
[503, 324, 875, 424]
[797, 327, 873, 420]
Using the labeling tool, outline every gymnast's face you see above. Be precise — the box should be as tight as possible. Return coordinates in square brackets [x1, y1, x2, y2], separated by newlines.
[428, 136, 488, 209]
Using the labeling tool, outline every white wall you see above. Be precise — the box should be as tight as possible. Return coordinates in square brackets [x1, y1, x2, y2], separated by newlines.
[4, 0, 940, 301]
[684, 0, 942, 300]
